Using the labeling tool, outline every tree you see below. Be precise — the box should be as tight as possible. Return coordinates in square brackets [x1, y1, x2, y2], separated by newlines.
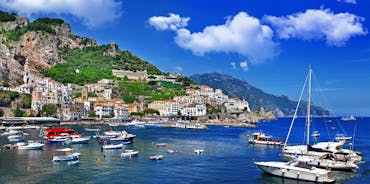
[88, 111, 96, 117]
[13, 106, 23, 117]
[42, 104, 57, 117]
[22, 94, 31, 108]
[144, 109, 160, 115]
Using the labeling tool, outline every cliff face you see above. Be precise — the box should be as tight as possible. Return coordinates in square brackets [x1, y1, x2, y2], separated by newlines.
[0, 14, 97, 86]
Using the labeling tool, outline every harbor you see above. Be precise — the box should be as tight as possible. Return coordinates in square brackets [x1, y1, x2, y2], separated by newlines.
[0, 117, 369, 183]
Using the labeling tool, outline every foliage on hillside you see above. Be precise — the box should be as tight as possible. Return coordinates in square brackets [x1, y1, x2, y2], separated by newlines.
[119, 81, 186, 104]
[0, 11, 16, 22]
[44, 45, 163, 85]
[190, 72, 329, 116]
[4, 17, 65, 41]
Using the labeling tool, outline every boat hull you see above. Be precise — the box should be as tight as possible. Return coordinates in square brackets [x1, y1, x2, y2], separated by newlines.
[255, 161, 335, 183]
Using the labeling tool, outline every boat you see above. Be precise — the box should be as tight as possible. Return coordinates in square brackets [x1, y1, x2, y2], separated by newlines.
[297, 154, 359, 171]
[121, 150, 139, 157]
[108, 123, 120, 127]
[185, 123, 208, 129]
[335, 134, 352, 141]
[102, 143, 124, 150]
[8, 135, 25, 142]
[149, 155, 163, 160]
[52, 148, 80, 162]
[341, 115, 356, 121]
[194, 149, 204, 154]
[167, 149, 177, 153]
[41, 128, 81, 141]
[254, 161, 335, 183]
[311, 131, 320, 138]
[47, 134, 70, 143]
[156, 143, 168, 147]
[68, 136, 91, 144]
[247, 132, 283, 145]
[14, 141, 44, 150]
[84, 128, 100, 132]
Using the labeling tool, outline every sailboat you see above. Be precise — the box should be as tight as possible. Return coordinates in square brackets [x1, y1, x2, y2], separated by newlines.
[279, 68, 361, 171]
[255, 68, 336, 182]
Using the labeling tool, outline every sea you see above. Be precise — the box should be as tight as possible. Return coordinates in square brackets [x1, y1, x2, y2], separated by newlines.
[0, 117, 369, 184]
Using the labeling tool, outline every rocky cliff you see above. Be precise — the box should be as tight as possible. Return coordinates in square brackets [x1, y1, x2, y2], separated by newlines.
[0, 12, 97, 86]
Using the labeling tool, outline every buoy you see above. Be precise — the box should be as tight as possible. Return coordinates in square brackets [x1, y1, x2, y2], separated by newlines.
[97, 158, 101, 166]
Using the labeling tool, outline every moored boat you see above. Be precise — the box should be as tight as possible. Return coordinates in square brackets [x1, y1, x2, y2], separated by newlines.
[14, 141, 44, 150]
[121, 150, 139, 157]
[68, 136, 91, 144]
[52, 148, 80, 162]
[149, 155, 163, 160]
[8, 135, 25, 142]
[247, 132, 282, 146]
[194, 149, 204, 154]
[102, 143, 124, 150]
[254, 161, 335, 183]
[341, 115, 356, 121]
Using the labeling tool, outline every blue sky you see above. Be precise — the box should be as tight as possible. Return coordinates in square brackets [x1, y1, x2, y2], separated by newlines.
[1, 0, 369, 116]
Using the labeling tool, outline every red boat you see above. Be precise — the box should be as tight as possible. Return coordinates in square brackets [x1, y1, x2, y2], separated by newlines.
[42, 128, 81, 140]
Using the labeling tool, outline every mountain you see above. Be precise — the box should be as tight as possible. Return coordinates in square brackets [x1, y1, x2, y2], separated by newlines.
[190, 73, 329, 116]
[0, 11, 161, 86]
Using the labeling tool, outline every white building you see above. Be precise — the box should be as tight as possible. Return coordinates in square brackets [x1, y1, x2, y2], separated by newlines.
[224, 98, 250, 112]
[180, 104, 206, 117]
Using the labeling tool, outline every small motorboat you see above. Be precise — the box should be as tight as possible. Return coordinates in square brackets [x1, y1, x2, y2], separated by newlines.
[194, 149, 204, 154]
[8, 135, 25, 142]
[121, 150, 139, 157]
[108, 123, 120, 127]
[68, 136, 91, 144]
[14, 141, 44, 150]
[84, 128, 100, 132]
[335, 134, 352, 141]
[156, 143, 168, 147]
[52, 148, 81, 162]
[311, 131, 320, 138]
[247, 132, 283, 146]
[167, 149, 177, 153]
[47, 136, 69, 143]
[102, 143, 124, 150]
[149, 155, 163, 160]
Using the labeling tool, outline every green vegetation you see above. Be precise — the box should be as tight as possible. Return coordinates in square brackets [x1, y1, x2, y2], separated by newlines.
[130, 112, 144, 116]
[4, 17, 65, 41]
[0, 91, 19, 100]
[176, 76, 195, 86]
[0, 11, 16, 22]
[44, 45, 162, 85]
[42, 104, 57, 117]
[13, 106, 23, 117]
[88, 111, 96, 118]
[22, 94, 31, 108]
[144, 109, 160, 115]
[207, 108, 222, 114]
[118, 81, 186, 104]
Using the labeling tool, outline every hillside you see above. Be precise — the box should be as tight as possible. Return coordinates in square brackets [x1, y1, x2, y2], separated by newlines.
[0, 11, 161, 86]
[190, 73, 329, 116]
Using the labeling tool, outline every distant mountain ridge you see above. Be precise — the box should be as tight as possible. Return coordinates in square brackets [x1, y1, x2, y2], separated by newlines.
[190, 72, 329, 116]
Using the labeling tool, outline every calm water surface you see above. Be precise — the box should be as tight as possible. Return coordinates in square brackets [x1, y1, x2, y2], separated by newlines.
[0, 117, 369, 184]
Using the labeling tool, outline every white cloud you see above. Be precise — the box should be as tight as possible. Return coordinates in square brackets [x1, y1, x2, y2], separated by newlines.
[148, 13, 190, 31]
[264, 9, 367, 46]
[149, 12, 279, 62]
[0, 0, 122, 27]
[239, 61, 248, 72]
[230, 62, 237, 69]
[338, 0, 356, 4]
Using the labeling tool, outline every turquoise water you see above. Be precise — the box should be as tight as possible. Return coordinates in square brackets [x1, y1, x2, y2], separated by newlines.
[0, 117, 369, 184]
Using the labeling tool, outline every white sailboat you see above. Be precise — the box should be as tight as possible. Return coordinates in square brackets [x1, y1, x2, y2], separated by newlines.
[279, 68, 360, 171]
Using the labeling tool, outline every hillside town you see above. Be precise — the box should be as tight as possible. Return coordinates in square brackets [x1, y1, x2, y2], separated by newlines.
[1, 68, 275, 125]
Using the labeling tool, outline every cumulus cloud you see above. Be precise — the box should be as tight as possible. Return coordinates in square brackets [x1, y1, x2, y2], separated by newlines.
[149, 12, 279, 62]
[264, 8, 367, 46]
[230, 62, 237, 69]
[338, 0, 356, 4]
[148, 13, 190, 31]
[0, 0, 122, 27]
[239, 61, 248, 72]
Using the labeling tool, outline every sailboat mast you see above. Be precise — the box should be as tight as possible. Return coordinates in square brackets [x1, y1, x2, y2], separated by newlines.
[306, 68, 312, 145]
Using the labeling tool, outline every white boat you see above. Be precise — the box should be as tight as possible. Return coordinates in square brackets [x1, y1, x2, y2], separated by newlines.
[254, 161, 335, 183]
[167, 149, 178, 153]
[149, 155, 163, 160]
[84, 128, 100, 132]
[52, 148, 80, 162]
[156, 143, 168, 147]
[194, 149, 204, 154]
[68, 136, 90, 144]
[14, 141, 44, 150]
[2, 130, 21, 136]
[121, 150, 139, 157]
[297, 154, 358, 171]
[341, 115, 356, 121]
[247, 132, 282, 145]
[102, 143, 124, 150]
[8, 135, 25, 142]
[47, 135, 69, 143]
[335, 134, 352, 141]
[185, 123, 208, 129]
[108, 123, 120, 127]
[311, 131, 320, 138]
